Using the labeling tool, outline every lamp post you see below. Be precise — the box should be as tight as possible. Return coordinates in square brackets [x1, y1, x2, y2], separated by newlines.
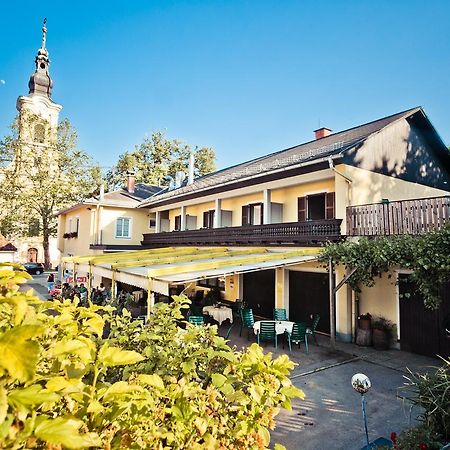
[351, 373, 372, 449]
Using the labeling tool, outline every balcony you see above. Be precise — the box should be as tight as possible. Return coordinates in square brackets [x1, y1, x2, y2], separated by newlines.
[141, 219, 343, 248]
[346, 196, 450, 236]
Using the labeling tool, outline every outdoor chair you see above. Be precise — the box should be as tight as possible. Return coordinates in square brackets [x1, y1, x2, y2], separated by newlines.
[232, 300, 243, 324]
[256, 321, 277, 349]
[284, 322, 309, 353]
[190, 304, 204, 317]
[224, 323, 234, 340]
[273, 308, 288, 321]
[308, 314, 320, 344]
[188, 315, 204, 326]
[239, 308, 255, 340]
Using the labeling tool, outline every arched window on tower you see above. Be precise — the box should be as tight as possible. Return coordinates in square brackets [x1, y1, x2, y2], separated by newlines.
[34, 123, 46, 144]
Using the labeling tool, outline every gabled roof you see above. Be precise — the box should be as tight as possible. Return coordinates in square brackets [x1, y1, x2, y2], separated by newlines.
[140, 107, 422, 208]
[0, 234, 17, 252]
[56, 183, 162, 216]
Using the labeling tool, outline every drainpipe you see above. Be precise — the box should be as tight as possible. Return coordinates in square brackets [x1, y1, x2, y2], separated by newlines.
[328, 158, 353, 232]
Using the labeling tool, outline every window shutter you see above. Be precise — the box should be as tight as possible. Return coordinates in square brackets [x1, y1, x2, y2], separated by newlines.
[298, 197, 307, 222]
[174, 215, 181, 231]
[260, 203, 264, 225]
[242, 205, 249, 226]
[203, 211, 208, 228]
[325, 192, 335, 219]
[123, 218, 130, 237]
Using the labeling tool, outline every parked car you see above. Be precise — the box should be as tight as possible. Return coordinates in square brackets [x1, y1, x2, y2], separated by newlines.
[23, 262, 45, 275]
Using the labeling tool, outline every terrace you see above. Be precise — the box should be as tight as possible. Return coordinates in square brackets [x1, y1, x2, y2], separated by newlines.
[346, 195, 450, 236]
[141, 219, 343, 248]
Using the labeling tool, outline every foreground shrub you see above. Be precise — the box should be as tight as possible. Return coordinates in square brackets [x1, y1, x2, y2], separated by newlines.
[403, 357, 450, 442]
[390, 425, 444, 449]
[0, 263, 303, 449]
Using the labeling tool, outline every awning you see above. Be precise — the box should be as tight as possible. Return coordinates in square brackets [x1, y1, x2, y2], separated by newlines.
[62, 246, 320, 296]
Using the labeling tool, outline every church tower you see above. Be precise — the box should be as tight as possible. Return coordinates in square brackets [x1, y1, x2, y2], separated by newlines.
[16, 19, 62, 144]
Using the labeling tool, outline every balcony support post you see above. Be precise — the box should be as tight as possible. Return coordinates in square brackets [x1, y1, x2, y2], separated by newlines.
[263, 189, 271, 224]
[329, 258, 336, 350]
[214, 199, 222, 228]
[180, 206, 187, 231]
[155, 211, 161, 233]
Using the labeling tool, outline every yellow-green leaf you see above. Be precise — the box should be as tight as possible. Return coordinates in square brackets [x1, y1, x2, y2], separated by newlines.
[137, 373, 165, 390]
[280, 385, 305, 399]
[8, 385, 59, 406]
[211, 373, 227, 388]
[98, 345, 145, 367]
[0, 325, 43, 382]
[35, 417, 102, 449]
[0, 386, 7, 424]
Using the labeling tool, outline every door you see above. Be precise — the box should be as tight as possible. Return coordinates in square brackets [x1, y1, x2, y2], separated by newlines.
[289, 271, 331, 334]
[399, 274, 450, 358]
[243, 270, 275, 318]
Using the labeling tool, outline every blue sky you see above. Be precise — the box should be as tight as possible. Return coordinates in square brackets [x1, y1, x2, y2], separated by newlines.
[1, 0, 449, 171]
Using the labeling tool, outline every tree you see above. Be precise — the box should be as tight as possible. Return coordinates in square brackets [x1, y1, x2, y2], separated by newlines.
[105, 131, 216, 190]
[0, 114, 101, 268]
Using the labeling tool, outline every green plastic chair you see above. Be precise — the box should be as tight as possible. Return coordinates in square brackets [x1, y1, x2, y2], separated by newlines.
[273, 308, 288, 321]
[188, 315, 204, 326]
[239, 308, 255, 340]
[284, 322, 309, 353]
[256, 321, 277, 349]
[307, 314, 320, 344]
[190, 304, 203, 316]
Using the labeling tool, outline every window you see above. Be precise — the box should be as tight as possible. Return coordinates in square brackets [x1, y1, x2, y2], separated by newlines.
[298, 192, 335, 221]
[116, 217, 131, 238]
[203, 210, 215, 229]
[34, 123, 45, 144]
[149, 218, 156, 229]
[242, 203, 264, 226]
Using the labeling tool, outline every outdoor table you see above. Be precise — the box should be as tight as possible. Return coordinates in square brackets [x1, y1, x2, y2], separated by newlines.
[253, 320, 295, 335]
[203, 305, 233, 325]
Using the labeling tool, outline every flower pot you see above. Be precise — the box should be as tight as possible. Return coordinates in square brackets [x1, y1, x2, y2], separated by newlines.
[372, 328, 389, 350]
[358, 318, 372, 330]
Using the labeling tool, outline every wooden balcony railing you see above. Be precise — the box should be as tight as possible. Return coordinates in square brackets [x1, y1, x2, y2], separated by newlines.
[346, 196, 450, 236]
[141, 219, 343, 248]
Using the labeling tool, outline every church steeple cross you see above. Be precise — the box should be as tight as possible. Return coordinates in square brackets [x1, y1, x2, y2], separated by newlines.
[41, 18, 47, 50]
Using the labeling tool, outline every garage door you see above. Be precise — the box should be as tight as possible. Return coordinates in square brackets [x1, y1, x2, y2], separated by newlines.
[399, 274, 450, 358]
[289, 271, 330, 334]
[243, 269, 275, 318]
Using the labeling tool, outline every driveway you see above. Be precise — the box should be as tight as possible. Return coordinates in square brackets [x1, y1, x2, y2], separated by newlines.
[223, 325, 437, 450]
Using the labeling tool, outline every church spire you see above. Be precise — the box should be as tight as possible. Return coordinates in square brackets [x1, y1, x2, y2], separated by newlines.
[28, 18, 53, 98]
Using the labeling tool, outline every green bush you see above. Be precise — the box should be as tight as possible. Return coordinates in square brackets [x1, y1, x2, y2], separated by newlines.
[403, 357, 450, 442]
[0, 263, 303, 449]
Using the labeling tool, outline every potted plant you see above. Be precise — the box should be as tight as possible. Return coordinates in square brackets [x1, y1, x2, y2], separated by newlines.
[371, 316, 397, 350]
[358, 313, 372, 330]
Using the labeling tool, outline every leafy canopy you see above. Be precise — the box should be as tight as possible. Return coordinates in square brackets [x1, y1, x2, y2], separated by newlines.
[0, 263, 303, 449]
[321, 224, 450, 309]
[105, 130, 216, 190]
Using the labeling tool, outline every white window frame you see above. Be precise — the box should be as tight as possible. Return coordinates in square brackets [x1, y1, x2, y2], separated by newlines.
[115, 217, 132, 239]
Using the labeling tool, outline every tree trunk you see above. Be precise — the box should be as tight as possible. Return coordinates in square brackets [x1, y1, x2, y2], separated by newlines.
[42, 217, 51, 270]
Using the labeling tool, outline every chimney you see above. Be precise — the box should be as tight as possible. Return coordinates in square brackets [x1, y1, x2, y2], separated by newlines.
[314, 127, 332, 140]
[99, 183, 105, 201]
[188, 152, 195, 185]
[126, 170, 135, 194]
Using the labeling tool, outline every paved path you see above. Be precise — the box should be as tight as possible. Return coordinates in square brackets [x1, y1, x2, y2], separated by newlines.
[21, 273, 51, 300]
[223, 325, 438, 450]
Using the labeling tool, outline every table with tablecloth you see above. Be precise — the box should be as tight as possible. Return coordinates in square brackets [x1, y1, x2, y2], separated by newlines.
[253, 320, 295, 335]
[203, 305, 233, 325]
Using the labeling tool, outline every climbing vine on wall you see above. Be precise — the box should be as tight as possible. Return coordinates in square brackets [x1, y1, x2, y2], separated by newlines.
[320, 224, 450, 309]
